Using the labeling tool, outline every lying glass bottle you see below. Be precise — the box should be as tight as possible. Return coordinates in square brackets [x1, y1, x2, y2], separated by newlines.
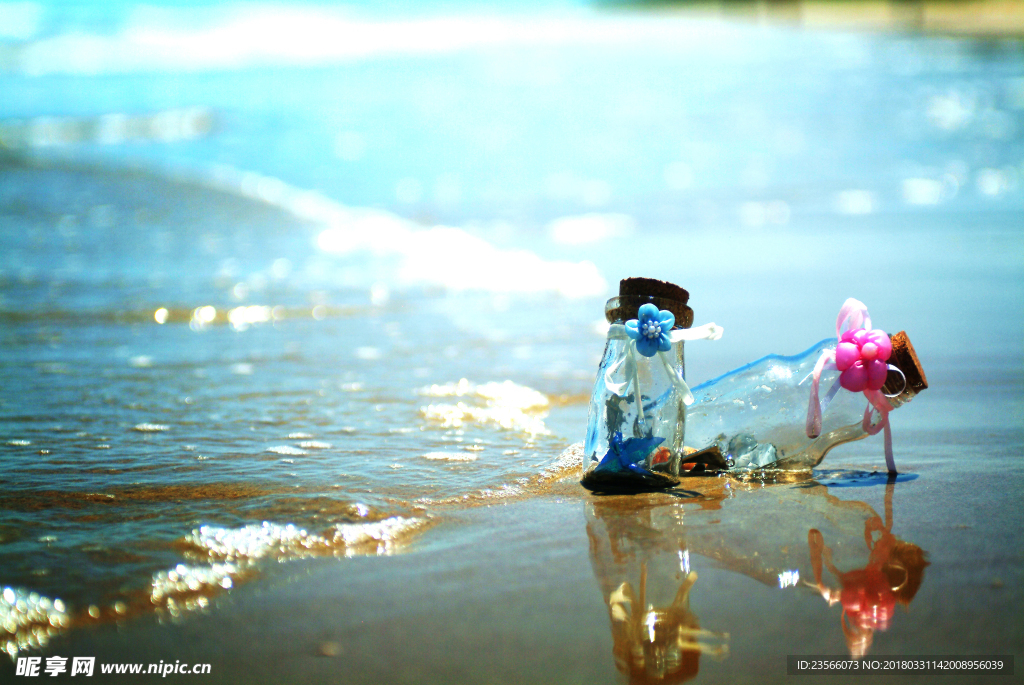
[685, 330, 927, 472]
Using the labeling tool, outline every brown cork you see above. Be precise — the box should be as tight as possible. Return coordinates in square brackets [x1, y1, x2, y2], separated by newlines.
[884, 331, 928, 397]
[619, 277, 689, 305]
[605, 278, 693, 329]
[605, 297, 693, 329]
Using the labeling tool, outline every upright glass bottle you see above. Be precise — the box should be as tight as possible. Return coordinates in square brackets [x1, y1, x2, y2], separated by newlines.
[583, 278, 694, 490]
[685, 331, 927, 472]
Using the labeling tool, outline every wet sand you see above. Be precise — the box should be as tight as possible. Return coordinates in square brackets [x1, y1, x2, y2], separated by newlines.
[15, 419, 1021, 683]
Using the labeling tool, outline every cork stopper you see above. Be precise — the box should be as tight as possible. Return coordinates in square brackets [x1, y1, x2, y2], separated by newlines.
[883, 331, 928, 399]
[619, 277, 689, 304]
[605, 277, 694, 329]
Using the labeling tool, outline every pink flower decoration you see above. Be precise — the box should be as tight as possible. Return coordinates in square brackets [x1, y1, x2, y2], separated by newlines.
[807, 298, 901, 474]
[835, 328, 892, 392]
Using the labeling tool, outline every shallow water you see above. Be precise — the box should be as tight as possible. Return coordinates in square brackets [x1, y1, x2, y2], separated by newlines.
[1, 1, 1022, 679]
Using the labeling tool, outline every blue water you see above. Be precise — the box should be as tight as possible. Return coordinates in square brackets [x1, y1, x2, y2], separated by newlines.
[1, 0, 1022, 669]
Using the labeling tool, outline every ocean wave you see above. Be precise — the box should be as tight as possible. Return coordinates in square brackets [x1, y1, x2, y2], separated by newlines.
[422, 451, 479, 462]
[132, 423, 170, 433]
[421, 402, 550, 436]
[0, 149, 607, 298]
[181, 517, 432, 562]
[150, 563, 241, 618]
[0, 108, 214, 150]
[316, 215, 605, 297]
[1, 515, 433, 657]
[265, 445, 307, 456]
[157, 161, 605, 298]
[419, 379, 549, 410]
[150, 518, 432, 619]
[8, 6, 731, 76]
[419, 379, 552, 436]
[419, 441, 584, 507]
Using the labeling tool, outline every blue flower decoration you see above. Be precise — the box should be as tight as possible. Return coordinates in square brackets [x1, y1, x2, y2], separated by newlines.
[625, 303, 674, 357]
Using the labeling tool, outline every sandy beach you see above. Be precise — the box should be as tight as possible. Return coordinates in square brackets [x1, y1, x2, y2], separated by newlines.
[15, 385, 1022, 684]
[2, 1, 1023, 682]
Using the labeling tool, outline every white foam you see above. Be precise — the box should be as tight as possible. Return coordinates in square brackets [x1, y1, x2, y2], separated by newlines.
[133, 423, 170, 432]
[319, 218, 605, 298]
[183, 518, 429, 561]
[184, 523, 315, 561]
[266, 445, 306, 456]
[474, 381, 549, 411]
[419, 379, 551, 436]
[185, 165, 607, 298]
[151, 563, 238, 600]
[421, 402, 550, 436]
[150, 562, 239, 617]
[0, 586, 70, 657]
[422, 451, 478, 462]
[420, 379, 548, 410]
[329, 517, 432, 555]
[391, 225, 605, 298]
[13, 8, 733, 76]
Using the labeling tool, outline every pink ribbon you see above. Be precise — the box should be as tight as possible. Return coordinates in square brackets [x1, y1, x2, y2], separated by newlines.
[805, 299, 903, 474]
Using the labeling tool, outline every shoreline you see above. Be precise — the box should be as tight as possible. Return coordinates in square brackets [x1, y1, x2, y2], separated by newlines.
[5, 446, 1020, 683]
[609, 1, 1024, 38]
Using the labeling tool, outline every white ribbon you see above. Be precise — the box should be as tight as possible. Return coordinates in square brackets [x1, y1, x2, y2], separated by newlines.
[604, 322, 723, 410]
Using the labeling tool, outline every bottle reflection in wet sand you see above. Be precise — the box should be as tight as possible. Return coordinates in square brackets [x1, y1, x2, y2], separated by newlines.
[806, 480, 929, 657]
[587, 476, 929, 672]
[587, 498, 729, 683]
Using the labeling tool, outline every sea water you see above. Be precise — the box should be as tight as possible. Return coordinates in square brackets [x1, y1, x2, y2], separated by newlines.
[1, 0, 1022, 660]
